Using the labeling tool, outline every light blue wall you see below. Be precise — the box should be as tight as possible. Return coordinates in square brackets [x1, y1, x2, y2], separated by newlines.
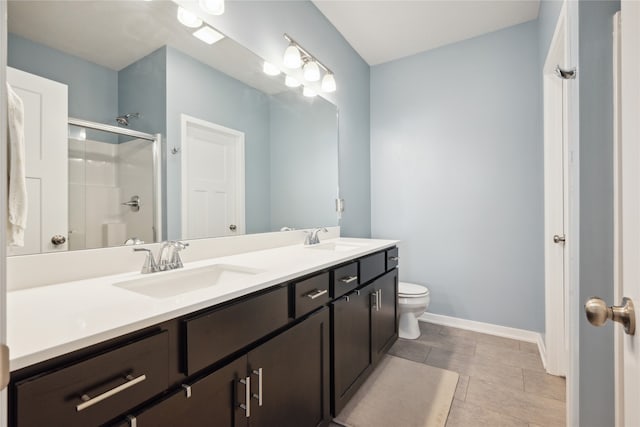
[200, 1, 371, 237]
[538, 0, 565, 65]
[269, 91, 339, 230]
[165, 46, 272, 238]
[370, 21, 544, 332]
[578, 1, 619, 425]
[118, 47, 167, 137]
[7, 33, 118, 126]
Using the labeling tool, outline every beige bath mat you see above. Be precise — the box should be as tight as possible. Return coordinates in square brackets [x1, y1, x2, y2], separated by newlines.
[334, 355, 459, 427]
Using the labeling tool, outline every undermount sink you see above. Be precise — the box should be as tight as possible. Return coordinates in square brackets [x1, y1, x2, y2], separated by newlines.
[306, 242, 365, 252]
[114, 264, 264, 298]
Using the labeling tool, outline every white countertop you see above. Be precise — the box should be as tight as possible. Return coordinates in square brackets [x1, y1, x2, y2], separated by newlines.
[8, 238, 398, 371]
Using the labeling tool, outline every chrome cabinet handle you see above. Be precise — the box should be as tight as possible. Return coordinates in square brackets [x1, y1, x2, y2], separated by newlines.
[305, 289, 328, 300]
[239, 376, 251, 417]
[388, 256, 399, 261]
[378, 289, 382, 309]
[252, 368, 263, 406]
[339, 275, 358, 284]
[76, 374, 146, 412]
[371, 290, 379, 311]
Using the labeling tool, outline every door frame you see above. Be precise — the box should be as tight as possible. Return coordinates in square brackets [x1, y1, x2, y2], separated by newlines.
[180, 114, 246, 238]
[0, 0, 8, 424]
[543, 1, 570, 378]
[618, 2, 640, 425]
[612, 10, 623, 427]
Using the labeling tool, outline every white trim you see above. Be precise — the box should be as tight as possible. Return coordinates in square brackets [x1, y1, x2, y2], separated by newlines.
[180, 114, 246, 239]
[565, 0, 580, 425]
[418, 313, 544, 348]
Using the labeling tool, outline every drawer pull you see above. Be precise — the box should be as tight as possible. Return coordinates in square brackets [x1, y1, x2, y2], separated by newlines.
[388, 256, 399, 262]
[127, 415, 137, 427]
[305, 289, 328, 300]
[339, 275, 358, 284]
[239, 376, 251, 417]
[252, 368, 263, 406]
[76, 374, 147, 412]
[182, 384, 192, 398]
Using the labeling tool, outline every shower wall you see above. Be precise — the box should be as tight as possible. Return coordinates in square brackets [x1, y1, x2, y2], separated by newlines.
[68, 137, 154, 250]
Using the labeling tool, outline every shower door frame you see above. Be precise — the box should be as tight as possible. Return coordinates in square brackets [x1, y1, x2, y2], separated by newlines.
[68, 118, 163, 244]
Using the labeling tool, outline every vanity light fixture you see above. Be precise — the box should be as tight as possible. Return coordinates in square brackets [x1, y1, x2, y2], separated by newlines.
[285, 75, 301, 88]
[263, 62, 281, 76]
[303, 60, 320, 82]
[303, 86, 317, 98]
[321, 73, 336, 93]
[283, 43, 303, 69]
[193, 26, 225, 45]
[177, 6, 202, 28]
[199, 0, 225, 15]
[283, 34, 336, 92]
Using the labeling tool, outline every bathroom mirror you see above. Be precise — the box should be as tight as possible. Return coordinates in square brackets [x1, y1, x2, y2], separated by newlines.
[6, 0, 339, 255]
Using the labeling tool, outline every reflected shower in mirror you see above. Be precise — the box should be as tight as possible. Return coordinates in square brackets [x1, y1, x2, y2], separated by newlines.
[6, 0, 339, 255]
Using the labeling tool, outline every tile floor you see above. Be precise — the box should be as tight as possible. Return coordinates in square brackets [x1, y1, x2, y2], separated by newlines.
[333, 321, 566, 427]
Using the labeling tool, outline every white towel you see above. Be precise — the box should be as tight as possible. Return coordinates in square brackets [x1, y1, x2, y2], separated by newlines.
[6, 82, 28, 247]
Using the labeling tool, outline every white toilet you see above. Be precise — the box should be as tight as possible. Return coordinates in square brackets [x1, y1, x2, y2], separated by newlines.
[398, 282, 430, 339]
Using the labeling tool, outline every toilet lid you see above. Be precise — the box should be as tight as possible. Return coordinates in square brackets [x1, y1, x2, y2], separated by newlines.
[398, 282, 429, 296]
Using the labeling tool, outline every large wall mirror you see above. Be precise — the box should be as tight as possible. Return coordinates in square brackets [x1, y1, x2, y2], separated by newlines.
[6, 0, 339, 256]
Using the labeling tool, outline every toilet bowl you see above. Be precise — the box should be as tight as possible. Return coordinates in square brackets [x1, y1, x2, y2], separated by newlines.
[398, 282, 430, 339]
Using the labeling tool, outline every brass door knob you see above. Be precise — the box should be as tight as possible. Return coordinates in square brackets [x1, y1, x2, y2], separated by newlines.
[585, 297, 635, 335]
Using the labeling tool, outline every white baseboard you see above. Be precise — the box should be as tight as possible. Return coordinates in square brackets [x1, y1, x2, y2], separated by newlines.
[419, 313, 547, 366]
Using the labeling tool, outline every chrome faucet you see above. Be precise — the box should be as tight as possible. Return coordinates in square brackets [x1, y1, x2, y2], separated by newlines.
[133, 241, 190, 274]
[304, 228, 328, 245]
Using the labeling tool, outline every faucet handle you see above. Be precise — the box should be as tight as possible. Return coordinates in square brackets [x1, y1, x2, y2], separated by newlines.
[170, 241, 189, 268]
[133, 248, 159, 274]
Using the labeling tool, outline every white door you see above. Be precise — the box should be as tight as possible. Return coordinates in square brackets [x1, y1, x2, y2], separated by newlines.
[6, 67, 68, 255]
[543, 3, 570, 377]
[181, 115, 245, 239]
[617, 1, 640, 425]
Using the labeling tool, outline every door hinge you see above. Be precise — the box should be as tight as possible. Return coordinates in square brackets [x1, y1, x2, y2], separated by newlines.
[555, 65, 576, 80]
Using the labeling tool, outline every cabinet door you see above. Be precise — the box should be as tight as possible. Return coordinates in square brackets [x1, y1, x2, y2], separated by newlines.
[125, 356, 247, 427]
[372, 269, 398, 364]
[331, 288, 372, 415]
[248, 308, 330, 427]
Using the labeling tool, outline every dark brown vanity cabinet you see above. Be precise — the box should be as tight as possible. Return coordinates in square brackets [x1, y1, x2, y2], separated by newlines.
[331, 261, 398, 415]
[121, 308, 330, 427]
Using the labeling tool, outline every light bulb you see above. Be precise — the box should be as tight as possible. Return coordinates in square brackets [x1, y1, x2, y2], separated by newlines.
[303, 86, 317, 97]
[199, 0, 224, 15]
[263, 62, 281, 76]
[177, 6, 202, 28]
[285, 75, 301, 88]
[321, 73, 336, 92]
[303, 61, 320, 82]
[283, 44, 302, 69]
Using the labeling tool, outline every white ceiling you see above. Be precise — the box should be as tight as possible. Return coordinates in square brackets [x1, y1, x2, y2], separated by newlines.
[8, 1, 286, 95]
[312, 0, 541, 66]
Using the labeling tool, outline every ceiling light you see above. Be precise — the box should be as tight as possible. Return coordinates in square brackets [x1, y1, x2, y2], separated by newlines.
[321, 73, 336, 93]
[303, 61, 320, 82]
[177, 6, 202, 28]
[303, 86, 317, 98]
[285, 76, 301, 88]
[283, 44, 302, 69]
[199, 0, 225, 15]
[263, 62, 281, 76]
[193, 26, 225, 45]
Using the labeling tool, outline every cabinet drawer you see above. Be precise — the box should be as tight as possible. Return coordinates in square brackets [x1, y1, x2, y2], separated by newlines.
[183, 285, 289, 375]
[386, 247, 399, 271]
[15, 332, 169, 427]
[359, 251, 386, 284]
[331, 262, 359, 298]
[293, 272, 330, 317]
